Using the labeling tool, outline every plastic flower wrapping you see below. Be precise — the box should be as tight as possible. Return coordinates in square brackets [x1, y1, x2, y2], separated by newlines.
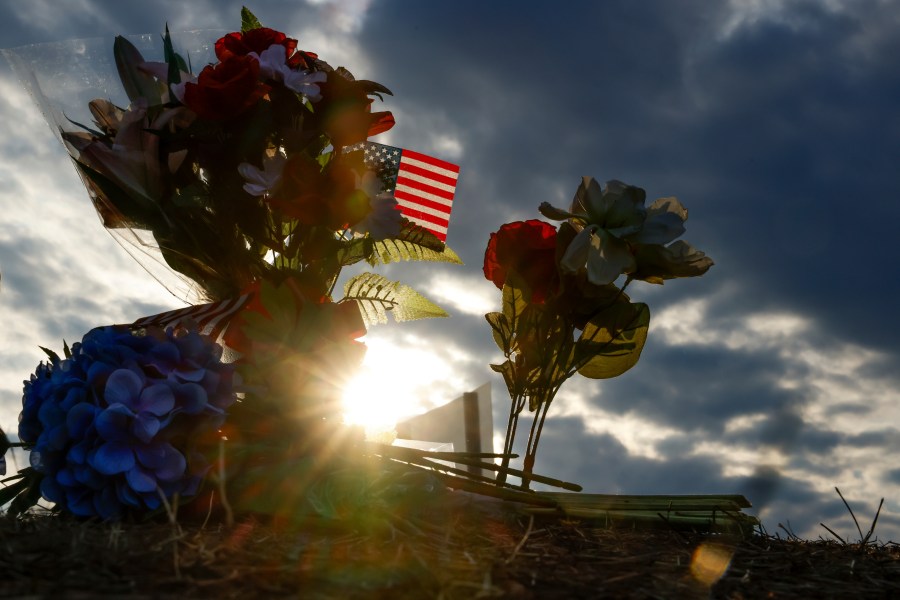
[1, 8, 464, 522]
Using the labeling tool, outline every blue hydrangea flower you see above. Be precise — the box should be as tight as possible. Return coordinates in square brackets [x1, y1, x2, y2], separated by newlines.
[19, 326, 237, 519]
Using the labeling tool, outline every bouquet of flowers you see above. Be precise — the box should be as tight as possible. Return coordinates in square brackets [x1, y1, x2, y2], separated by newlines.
[484, 177, 713, 488]
[1, 8, 464, 523]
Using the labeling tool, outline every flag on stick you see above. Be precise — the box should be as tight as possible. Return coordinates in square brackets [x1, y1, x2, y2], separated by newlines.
[347, 142, 459, 242]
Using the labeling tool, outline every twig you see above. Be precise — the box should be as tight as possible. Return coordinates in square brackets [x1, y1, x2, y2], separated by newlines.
[835, 487, 864, 543]
[155, 488, 182, 581]
[505, 515, 534, 564]
[861, 497, 884, 546]
[218, 437, 234, 527]
[820, 522, 848, 545]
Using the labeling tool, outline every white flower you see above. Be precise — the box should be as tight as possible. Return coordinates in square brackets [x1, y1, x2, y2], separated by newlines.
[282, 69, 327, 102]
[561, 224, 636, 286]
[631, 240, 714, 284]
[238, 153, 287, 197]
[254, 44, 327, 101]
[350, 172, 402, 239]
[352, 194, 403, 240]
[544, 177, 693, 285]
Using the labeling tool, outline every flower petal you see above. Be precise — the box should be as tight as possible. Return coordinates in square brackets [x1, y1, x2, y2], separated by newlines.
[66, 402, 97, 439]
[105, 369, 144, 409]
[40, 474, 65, 504]
[177, 383, 208, 414]
[132, 412, 160, 444]
[91, 441, 135, 475]
[154, 443, 187, 481]
[134, 443, 166, 470]
[586, 233, 635, 286]
[95, 404, 134, 442]
[560, 225, 596, 275]
[138, 383, 175, 416]
[67, 488, 96, 517]
[126, 464, 157, 493]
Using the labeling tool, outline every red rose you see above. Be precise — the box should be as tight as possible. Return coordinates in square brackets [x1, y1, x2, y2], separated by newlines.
[215, 28, 298, 61]
[484, 220, 559, 304]
[181, 55, 270, 121]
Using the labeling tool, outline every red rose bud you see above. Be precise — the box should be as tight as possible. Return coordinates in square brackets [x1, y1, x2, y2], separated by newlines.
[181, 55, 270, 121]
[484, 220, 560, 304]
[215, 27, 298, 61]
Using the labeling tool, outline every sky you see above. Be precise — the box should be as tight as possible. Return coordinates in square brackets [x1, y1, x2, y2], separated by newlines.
[1, 0, 899, 542]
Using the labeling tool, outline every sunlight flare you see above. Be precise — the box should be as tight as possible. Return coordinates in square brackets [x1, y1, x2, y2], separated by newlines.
[341, 335, 457, 436]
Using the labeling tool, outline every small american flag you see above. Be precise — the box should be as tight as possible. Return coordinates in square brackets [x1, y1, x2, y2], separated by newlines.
[346, 142, 459, 242]
[130, 294, 251, 340]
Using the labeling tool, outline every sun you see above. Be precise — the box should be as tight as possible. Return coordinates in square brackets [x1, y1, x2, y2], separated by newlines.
[340, 334, 456, 437]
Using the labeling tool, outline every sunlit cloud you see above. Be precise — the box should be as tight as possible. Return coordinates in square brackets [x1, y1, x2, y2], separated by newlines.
[718, 0, 848, 39]
[425, 272, 496, 317]
[304, 0, 373, 34]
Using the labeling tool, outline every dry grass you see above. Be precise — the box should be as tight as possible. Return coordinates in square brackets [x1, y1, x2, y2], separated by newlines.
[1, 498, 898, 599]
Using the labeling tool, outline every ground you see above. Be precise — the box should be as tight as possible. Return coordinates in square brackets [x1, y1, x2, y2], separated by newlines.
[1, 502, 898, 599]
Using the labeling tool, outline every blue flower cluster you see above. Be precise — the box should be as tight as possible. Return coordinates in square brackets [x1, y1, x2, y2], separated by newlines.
[19, 326, 237, 519]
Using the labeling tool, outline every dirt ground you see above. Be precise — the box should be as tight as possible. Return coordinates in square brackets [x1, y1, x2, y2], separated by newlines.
[1, 503, 898, 599]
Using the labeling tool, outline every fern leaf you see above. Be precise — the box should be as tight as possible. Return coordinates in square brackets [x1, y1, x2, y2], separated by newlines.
[343, 272, 448, 327]
[370, 220, 463, 266]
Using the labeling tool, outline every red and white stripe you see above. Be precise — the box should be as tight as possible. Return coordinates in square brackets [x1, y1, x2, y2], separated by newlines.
[394, 149, 459, 242]
[130, 294, 251, 340]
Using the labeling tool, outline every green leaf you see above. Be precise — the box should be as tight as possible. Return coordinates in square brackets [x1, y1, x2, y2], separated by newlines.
[0, 475, 30, 508]
[490, 360, 523, 399]
[343, 272, 448, 326]
[485, 312, 512, 354]
[371, 238, 463, 266]
[38, 346, 60, 363]
[241, 6, 263, 31]
[501, 281, 529, 342]
[369, 220, 463, 266]
[576, 302, 650, 379]
[4, 468, 43, 517]
[62, 340, 71, 359]
[335, 237, 374, 268]
[113, 36, 162, 105]
[162, 25, 188, 86]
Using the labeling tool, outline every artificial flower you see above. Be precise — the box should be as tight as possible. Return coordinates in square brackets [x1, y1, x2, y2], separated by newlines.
[19, 326, 236, 519]
[65, 99, 191, 208]
[255, 44, 326, 101]
[483, 220, 559, 304]
[541, 177, 690, 285]
[350, 191, 403, 240]
[630, 240, 714, 284]
[177, 55, 270, 121]
[238, 152, 287, 197]
[216, 27, 298, 62]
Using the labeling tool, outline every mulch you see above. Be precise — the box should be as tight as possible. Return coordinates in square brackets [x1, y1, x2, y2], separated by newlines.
[1, 504, 898, 599]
